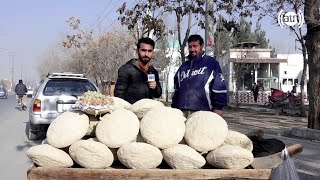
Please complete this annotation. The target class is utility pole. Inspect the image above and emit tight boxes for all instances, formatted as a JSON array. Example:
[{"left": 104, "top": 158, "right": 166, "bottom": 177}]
[
  {"left": 21, "top": 64, "right": 23, "bottom": 80},
  {"left": 205, "top": 0, "right": 214, "bottom": 56},
  {"left": 25, "top": 72, "right": 27, "bottom": 85},
  {"left": 10, "top": 54, "right": 15, "bottom": 91}
]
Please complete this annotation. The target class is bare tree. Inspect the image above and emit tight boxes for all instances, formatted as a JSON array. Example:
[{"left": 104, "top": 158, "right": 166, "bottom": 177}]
[
  {"left": 164, "top": 44, "right": 181, "bottom": 102},
  {"left": 62, "top": 16, "right": 98, "bottom": 83},
  {"left": 1, "top": 79, "right": 11, "bottom": 92},
  {"left": 152, "top": 34, "right": 180, "bottom": 102},
  {"left": 117, "top": 1, "right": 167, "bottom": 42},
  {"left": 118, "top": 0, "right": 265, "bottom": 64},
  {"left": 37, "top": 44, "right": 69, "bottom": 78},
  {"left": 96, "top": 30, "right": 136, "bottom": 82}
]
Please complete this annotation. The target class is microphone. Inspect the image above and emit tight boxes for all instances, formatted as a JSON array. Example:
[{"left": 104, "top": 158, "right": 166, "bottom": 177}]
[{"left": 147, "top": 66, "right": 155, "bottom": 82}]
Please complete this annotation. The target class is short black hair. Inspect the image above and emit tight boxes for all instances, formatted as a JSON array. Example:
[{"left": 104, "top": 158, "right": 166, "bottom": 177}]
[
  {"left": 188, "top": 34, "right": 204, "bottom": 46},
  {"left": 137, "top": 37, "right": 155, "bottom": 50}
]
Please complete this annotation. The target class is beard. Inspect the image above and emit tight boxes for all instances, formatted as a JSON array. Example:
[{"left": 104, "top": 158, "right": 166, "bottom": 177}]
[{"left": 138, "top": 54, "right": 151, "bottom": 64}]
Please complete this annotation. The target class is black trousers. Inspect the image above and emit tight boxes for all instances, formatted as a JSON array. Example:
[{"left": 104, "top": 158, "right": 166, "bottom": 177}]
[{"left": 253, "top": 94, "right": 258, "bottom": 102}]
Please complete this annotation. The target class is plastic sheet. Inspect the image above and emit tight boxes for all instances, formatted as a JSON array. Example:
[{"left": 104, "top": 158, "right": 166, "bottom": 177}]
[{"left": 269, "top": 147, "right": 300, "bottom": 180}]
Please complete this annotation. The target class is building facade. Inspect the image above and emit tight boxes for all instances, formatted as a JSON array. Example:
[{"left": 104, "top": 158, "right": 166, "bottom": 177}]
[
  {"left": 219, "top": 44, "right": 308, "bottom": 103},
  {"left": 219, "top": 43, "right": 287, "bottom": 103},
  {"left": 277, "top": 54, "right": 309, "bottom": 93}
]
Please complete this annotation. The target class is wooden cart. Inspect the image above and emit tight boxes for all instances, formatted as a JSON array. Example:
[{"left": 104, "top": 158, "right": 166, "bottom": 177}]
[
  {"left": 27, "top": 144, "right": 303, "bottom": 180},
  {"left": 28, "top": 167, "right": 272, "bottom": 180}
]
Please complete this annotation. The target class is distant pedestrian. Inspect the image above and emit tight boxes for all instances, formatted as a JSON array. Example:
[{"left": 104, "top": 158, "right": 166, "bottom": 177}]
[
  {"left": 291, "top": 83, "right": 297, "bottom": 96},
  {"left": 258, "top": 81, "right": 264, "bottom": 91},
  {"left": 251, "top": 82, "right": 259, "bottom": 103}
]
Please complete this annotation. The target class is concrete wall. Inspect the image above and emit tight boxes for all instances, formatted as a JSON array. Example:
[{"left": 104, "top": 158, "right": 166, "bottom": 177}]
[
  {"left": 277, "top": 54, "right": 308, "bottom": 93},
  {"left": 229, "top": 49, "right": 272, "bottom": 58},
  {"left": 233, "top": 91, "right": 271, "bottom": 103}
]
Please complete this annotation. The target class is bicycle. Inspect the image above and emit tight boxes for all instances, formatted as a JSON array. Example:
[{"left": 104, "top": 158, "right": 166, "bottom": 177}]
[{"left": 17, "top": 95, "right": 27, "bottom": 110}]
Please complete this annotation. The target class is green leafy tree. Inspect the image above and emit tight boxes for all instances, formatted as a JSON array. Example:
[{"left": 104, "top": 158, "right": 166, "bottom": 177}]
[
  {"left": 233, "top": 17, "right": 255, "bottom": 46},
  {"left": 214, "top": 15, "right": 232, "bottom": 57},
  {"left": 214, "top": 17, "right": 270, "bottom": 57},
  {"left": 254, "top": 21, "right": 269, "bottom": 48}
]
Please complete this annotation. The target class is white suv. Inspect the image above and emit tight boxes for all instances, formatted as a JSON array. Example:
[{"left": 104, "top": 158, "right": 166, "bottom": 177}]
[{"left": 27, "top": 72, "right": 99, "bottom": 140}]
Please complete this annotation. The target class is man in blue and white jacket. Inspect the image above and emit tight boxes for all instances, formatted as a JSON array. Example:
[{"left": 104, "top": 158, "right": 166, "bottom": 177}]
[{"left": 171, "top": 34, "right": 227, "bottom": 117}]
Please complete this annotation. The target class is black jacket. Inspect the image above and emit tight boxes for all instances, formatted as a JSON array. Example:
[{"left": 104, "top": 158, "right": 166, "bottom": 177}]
[
  {"left": 15, "top": 83, "right": 27, "bottom": 96},
  {"left": 251, "top": 85, "right": 259, "bottom": 95},
  {"left": 114, "top": 59, "right": 162, "bottom": 104}
]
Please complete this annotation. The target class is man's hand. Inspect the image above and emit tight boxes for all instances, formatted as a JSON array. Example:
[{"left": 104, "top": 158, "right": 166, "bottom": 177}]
[
  {"left": 148, "top": 81, "right": 157, "bottom": 89},
  {"left": 213, "top": 109, "right": 224, "bottom": 116}
]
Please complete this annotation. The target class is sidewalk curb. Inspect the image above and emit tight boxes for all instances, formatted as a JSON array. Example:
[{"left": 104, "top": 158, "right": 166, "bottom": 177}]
[
  {"left": 229, "top": 104, "right": 320, "bottom": 142},
  {"left": 292, "top": 127, "right": 320, "bottom": 141}
]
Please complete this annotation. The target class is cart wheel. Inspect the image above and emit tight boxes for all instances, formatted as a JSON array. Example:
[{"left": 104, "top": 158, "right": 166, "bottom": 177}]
[{"left": 264, "top": 102, "right": 272, "bottom": 108}]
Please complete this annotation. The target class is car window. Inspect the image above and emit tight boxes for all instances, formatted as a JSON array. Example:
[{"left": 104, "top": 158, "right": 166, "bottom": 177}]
[{"left": 43, "top": 79, "right": 97, "bottom": 96}]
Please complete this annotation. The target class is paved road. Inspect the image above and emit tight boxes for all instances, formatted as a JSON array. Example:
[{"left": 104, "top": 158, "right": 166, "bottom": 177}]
[{"left": 0, "top": 95, "right": 41, "bottom": 180}]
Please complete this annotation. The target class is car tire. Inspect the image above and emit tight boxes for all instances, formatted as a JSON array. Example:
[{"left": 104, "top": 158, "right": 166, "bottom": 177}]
[
  {"left": 28, "top": 128, "right": 39, "bottom": 140},
  {"left": 27, "top": 122, "right": 39, "bottom": 140}
]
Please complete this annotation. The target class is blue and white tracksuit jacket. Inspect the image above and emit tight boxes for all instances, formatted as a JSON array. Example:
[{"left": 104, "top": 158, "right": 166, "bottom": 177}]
[{"left": 171, "top": 53, "right": 228, "bottom": 111}]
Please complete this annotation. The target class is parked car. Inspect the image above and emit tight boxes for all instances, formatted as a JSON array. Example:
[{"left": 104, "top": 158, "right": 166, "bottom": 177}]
[
  {"left": 0, "top": 88, "right": 8, "bottom": 99},
  {"left": 27, "top": 88, "right": 34, "bottom": 98},
  {"left": 27, "top": 72, "right": 99, "bottom": 140}
]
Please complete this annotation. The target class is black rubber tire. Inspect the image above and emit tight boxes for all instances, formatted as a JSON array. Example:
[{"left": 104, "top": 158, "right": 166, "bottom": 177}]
[
  {"left": 27, "top": 122, "right": 39, "bottom": 140},
  {"left": 28, "top": 129, "right": 39, "bottom": 140}
]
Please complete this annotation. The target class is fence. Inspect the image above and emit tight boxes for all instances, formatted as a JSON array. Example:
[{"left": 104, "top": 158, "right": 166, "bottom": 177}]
[{"left": 232, "top": 91, "right": 271, "bottom": 103}]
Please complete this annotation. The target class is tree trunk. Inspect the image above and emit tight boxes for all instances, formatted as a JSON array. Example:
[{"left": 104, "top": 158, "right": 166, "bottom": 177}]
[
  {"left": 176, "top": 5, "right": 192, "bottom": 64},
  {"left": 235, "top": 83, "right": 239, "bottom": 107},
  {"left": 176, "top": 13, "right": 187, "bottom": 64},
  {"left": 299, "top": 43, "right": 307, "bottom": 117},
  {"left": 305, "top": 0, "right": 320, "bottom": 129},
  {"left": 165, "top": 71, "right": 169, "bottom": 102},
  {"left": 94, "top": 76, "right": 99, "bottom": 87},
  {"left": 235, "top": 64, "right": 240, "bottom": 108}
]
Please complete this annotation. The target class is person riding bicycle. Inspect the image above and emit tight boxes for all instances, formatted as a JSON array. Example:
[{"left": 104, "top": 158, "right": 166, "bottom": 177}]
[{"left": 15, "top": 79, "right": 28, "bottom": 109}]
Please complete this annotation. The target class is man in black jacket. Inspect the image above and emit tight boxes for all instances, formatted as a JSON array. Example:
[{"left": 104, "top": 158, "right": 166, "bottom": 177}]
[
  {"left": 15, "top": 79, "right": 28, "bottom": 109},
  {"left": 251, "top": 82, "right": 259, "bottom": 103},
  {"left": 114, "top": 37, "right": 162, "bottom": 104}
]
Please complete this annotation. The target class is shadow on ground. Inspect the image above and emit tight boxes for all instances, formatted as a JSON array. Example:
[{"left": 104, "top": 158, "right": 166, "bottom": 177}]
[{"left": 16, "top": 121, "right": 43, "bottom": 152}]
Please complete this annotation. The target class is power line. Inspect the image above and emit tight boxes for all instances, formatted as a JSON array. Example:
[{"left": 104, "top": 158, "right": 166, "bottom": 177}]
[
  {"left": 98, "top": 0, "right": 123, "bottom": 27},
  {"left": 96, "top": 0, "right": 113, "bottom": 21},
  {"left": 102, "top": 18, "right": 118, "bottom": 33},
  {"left": 90, "top": 0, "right": 114, "bottom": 30},
  {"left": 102, "top": 0, "right": 136, "bottom": 33}
]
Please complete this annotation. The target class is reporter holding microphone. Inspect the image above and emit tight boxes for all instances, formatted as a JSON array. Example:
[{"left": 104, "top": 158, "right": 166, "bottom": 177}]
[{"left": 114, "top": 37, "right": 162, "bottom": 104}]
